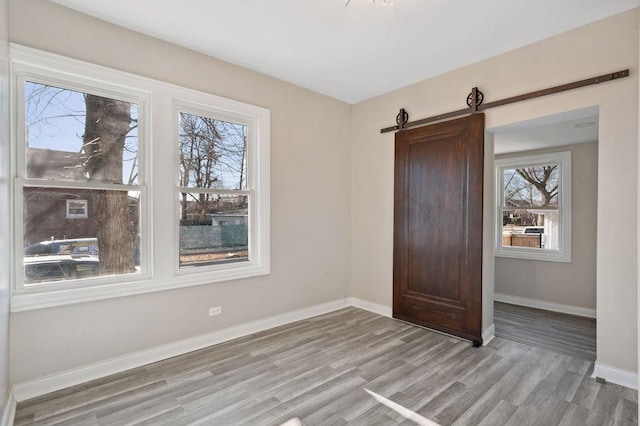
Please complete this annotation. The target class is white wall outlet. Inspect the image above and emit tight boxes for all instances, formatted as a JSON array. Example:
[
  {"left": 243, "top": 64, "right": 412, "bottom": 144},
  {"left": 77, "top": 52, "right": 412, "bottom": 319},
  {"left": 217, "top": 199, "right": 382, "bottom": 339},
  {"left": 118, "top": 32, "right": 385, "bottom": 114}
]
[{"left": 209, "top": 306, "right": 222, "bottom": 316}]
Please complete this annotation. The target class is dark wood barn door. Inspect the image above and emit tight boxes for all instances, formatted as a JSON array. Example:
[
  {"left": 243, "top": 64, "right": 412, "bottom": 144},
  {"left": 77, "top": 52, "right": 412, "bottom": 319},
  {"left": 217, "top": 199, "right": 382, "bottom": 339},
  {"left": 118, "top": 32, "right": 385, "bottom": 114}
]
[{"left": 393, "top": 114, "right": 484, "bottom": 345}]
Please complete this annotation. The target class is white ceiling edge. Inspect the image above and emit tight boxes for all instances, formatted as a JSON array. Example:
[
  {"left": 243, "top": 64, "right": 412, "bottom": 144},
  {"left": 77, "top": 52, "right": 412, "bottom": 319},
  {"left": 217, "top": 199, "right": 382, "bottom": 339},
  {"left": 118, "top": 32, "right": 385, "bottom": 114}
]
[
  {"left": 48, "top": 0, "right": 640, "bottom": 104},
  {"left": 492, "top": 107, "right": 599, "bottom": 155}
]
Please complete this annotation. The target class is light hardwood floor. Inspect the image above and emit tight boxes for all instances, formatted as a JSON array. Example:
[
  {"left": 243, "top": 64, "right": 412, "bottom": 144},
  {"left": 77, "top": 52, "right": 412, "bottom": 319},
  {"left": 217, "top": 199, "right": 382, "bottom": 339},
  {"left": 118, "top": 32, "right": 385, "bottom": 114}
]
[
  {"left": 14, "top": 308, "right": 637, "bottom": 425},
  {"left": 494, "top": 302, "right": 596, "bottom": 361}
]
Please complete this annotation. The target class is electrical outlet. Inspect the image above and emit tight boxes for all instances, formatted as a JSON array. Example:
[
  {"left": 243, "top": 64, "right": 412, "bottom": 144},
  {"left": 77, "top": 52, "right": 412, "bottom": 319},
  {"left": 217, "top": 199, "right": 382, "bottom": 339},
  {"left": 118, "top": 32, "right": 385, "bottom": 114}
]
[{"left": 209, "top": 306, "right": 222, "bottom": 316}]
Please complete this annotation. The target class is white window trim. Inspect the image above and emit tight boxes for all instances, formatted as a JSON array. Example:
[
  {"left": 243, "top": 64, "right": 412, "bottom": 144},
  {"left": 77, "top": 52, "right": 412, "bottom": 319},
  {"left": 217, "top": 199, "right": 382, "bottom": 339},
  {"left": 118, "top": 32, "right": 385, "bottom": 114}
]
[
  {"left": 172, "top": 97, "right": 270, "bottom": 282},
  {"left": 495, "top": 151, "right": 571, "bottom": 263},
  {"left": 65, "top": 199, "right": 88, "bottom": 219},
  {"left": 10, "top": 44, "right": 270, "bottom": 312},
  {"left": 12, "top": 49, "right": 152, "bottom": 297}
]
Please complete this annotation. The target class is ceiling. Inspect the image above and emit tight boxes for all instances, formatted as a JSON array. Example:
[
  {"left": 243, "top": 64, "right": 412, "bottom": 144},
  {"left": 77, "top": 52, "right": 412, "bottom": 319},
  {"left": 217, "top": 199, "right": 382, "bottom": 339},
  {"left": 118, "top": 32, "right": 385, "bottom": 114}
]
[
  {"left": 50, "top": 0, "right": 640, "bottom": 104},
  {"left": 493, "top": 107, "right": 599, "bottom": 154}
]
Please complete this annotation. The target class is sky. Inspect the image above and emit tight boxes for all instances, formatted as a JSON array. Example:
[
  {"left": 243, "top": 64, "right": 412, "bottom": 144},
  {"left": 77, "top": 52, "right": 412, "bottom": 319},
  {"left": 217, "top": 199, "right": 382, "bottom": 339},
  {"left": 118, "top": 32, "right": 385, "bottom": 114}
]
[{"left": 25, "top": 81, "right": 139, "bottom": 184}]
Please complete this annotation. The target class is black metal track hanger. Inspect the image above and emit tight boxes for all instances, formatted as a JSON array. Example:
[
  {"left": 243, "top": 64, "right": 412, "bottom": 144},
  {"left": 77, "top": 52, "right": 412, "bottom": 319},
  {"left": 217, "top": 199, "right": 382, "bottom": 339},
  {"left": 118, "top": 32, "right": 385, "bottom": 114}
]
[{"left": 381, "top": 69, "right": 629, "bottom": 134}]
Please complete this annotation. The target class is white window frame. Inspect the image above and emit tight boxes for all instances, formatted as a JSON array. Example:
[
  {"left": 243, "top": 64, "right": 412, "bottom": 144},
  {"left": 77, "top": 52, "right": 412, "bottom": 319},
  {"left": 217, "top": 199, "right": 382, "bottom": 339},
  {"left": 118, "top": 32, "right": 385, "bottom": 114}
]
[
  {"left": 65, "top": 199, "right": 88, "bottom": 219},
  {"left": 10, "top": 44, "right": 270, "bottom": 312},
  {"left": 495, "top": 151, "right": 571, "bottom": 263},
  {"left": 173, "top": 97, "right": 270, "bottom": 282},
  {"left": 12, "top": 49, "right": 151, "bottom": 297}
]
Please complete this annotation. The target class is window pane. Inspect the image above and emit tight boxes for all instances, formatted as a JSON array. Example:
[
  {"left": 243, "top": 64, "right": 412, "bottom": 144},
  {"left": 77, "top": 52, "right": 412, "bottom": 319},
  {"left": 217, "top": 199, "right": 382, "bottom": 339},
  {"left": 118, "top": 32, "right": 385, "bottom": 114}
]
[
  {"left": 179, "top": 193, "right": 248, "bottom": 268},
  {"left": 23, "top": 187, "right": 141, "bottom": 284},
  {"left": 503, "top": 165, "right": 558, "bottom": 208},
  {"left": 25, "top": 81, "right": 139, "bottom": 184},
  {"left": 502, "top": 209, "right": 559, "bottom": 250},
  {"left": 178, "top": 112, "right": 247, "bottom": 190}
]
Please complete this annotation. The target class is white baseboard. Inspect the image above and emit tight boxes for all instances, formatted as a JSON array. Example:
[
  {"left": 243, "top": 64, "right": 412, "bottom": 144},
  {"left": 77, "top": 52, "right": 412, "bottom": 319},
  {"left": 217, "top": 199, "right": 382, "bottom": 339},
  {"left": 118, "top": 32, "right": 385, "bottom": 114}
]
[
  {"left": 482, "top": 324, "right": 495, "bottom": 346},
  {"left": 1, "top": 389, "right": 15, "bottom": 426},
  {"left": 494, "top": 293, "right": 596, "bottom": 318},
  {"left": 12, "top": 298, "right": 351, "bottom": 402},
  {"left": 349, "top": 297, "right": 392, "bottom": 318},
  {"left": 592, "top": 362, "right": 638, "bottom": 390}
]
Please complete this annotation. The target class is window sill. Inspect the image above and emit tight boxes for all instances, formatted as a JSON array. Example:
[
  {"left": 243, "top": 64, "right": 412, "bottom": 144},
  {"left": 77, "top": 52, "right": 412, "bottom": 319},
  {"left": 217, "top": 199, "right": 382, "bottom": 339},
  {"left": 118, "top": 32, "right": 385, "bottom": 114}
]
[
  {"left": 11, "top": 263, "right": 270, "bottom": 312},
  {"left": 495, "top": 248, "right": 571, "bottom": 263}
]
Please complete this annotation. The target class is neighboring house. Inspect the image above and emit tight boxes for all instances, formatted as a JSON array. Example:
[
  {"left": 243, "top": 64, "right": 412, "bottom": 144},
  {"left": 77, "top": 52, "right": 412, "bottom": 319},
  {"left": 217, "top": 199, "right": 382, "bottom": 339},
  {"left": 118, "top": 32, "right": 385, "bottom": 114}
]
[
  {"left": 26, "top": 147, "right": 87, "bottom": 181},
  {"left": 181, "top": 197, "right": 248, "bottom": 226},
  {"left": 23, "top": 187, "right": 98, "bottom": 245},
  {"left": 207, "top": 213, "right": 248, "bottom": 228},
  {"left": 24, "top": 148, "right": 97, "bottom": 244},
  {"left": 23, "top": 148, "right": 139, "bottom": 246}
]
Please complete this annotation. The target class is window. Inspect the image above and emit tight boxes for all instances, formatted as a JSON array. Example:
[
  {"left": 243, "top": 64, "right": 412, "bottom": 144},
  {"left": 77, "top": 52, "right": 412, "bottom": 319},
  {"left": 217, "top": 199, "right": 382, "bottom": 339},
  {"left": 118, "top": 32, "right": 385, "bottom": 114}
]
[
  {"left": 11, "top": 45, "right": 269, "bottom": 311},
  {"left": 175, "top": 101, "right": 269, "bottom": 279},
  {"left": 495, "top": 151, "right": 571, "bottom": 262},
  {"left": 18, "top": 80, "right": 143, "bottom": 287},
  {"left": 178, "top": 112, "right": 248, "bottom": 267},
  {"left": 65, "top": 199, "right": 88, "bottom": 219}
]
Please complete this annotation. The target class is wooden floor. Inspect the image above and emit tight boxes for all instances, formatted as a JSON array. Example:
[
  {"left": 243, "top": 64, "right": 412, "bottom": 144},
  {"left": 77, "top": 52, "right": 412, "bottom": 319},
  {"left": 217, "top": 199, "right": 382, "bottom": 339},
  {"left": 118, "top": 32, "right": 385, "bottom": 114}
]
[
  {"left": 15, "top": 308, "right": 637, "bottom": 426},
  {"left": 494, "top": 302, "right": 597, "bottom": 361}
]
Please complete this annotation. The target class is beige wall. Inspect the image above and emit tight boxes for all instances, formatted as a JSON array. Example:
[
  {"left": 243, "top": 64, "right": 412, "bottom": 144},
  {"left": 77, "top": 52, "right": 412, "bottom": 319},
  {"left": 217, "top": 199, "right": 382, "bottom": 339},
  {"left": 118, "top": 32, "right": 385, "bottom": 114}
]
[
  {"left": 8, "top": 0, "right": 352, "bottom": 384},
  {"left": 637, "top": 7, "right": 640, "bottom": 403},
  {"left": 494, "top": 142, "right": 598, "bottom": 310},
  {"left": 0, "top": 0, "right": 9, "bottom": 412},
  {"left": 351, "top": 11, "right": 638, "bottom": 372}
]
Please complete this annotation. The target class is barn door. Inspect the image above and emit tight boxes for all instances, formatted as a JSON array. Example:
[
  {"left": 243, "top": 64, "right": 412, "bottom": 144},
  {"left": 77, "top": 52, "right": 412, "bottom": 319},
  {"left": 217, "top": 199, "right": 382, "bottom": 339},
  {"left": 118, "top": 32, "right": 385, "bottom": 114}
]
[{"left": 393, "top": 114, "right": 484, "bottom": 345}]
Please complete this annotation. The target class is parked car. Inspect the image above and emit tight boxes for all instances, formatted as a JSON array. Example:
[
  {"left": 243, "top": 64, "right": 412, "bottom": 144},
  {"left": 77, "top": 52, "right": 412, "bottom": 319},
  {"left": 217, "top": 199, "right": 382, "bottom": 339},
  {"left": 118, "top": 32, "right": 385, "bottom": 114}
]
[
  {"left": 24, "top": 255, "right": 99, "bottom": 283},
  {"left": 25, "top": 238, "right": 99, "bottom": 256}
]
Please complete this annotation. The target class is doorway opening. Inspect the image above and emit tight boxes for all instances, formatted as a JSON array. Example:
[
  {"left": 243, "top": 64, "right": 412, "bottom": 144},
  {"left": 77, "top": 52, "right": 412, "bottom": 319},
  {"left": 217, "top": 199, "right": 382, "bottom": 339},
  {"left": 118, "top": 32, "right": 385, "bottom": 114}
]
[{"left": 489, "top": 107, "right": 598, "bottom": 361}]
